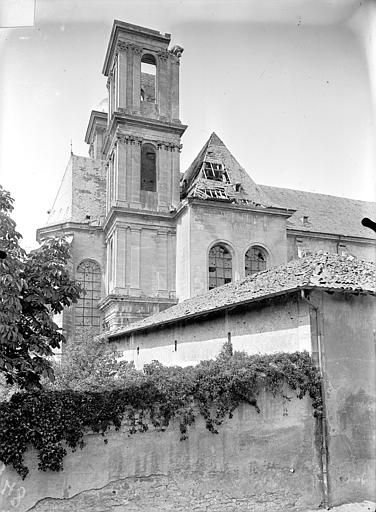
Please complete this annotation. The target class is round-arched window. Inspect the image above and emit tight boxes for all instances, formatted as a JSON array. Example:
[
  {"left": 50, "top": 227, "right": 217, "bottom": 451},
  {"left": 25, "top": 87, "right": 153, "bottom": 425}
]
[
  {"left": 75, "top": 260, "right": 101, "bottom": 329},
  {"left": 245, "top": 246, "right": 268, "bottom": 276},
  {"left": 208, "top": 244, "right": 232, "bottom": 290}
]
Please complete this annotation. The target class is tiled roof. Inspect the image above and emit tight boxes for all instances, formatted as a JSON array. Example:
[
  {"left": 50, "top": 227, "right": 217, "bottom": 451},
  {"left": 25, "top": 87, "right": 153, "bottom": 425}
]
[
  {"left": 181, "top": 133, "right": 279, "bottom": 208},
  {"left": 109, "top": 252, "right": 376, "bottom": 338},
  {"left": 260, "top": 185, "right": 376, "bottom": 239},
  {"left": 181, "top": 134, "right": 376, "bottom": 240}
]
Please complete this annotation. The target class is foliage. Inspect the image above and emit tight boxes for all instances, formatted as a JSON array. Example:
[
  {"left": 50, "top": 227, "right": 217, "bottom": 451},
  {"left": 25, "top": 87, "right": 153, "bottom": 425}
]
[
  {"left": 0, "top": 374, "right": 18, "bottom": 402},
  {"left": 0, "top": 345, "right": 322, "bottom": 478},
  {"left": 0, "top": 185, "right": 81, "bottom": 389},
  {"left": 47, "top": 336, "right": 145, "bottom": 392}
]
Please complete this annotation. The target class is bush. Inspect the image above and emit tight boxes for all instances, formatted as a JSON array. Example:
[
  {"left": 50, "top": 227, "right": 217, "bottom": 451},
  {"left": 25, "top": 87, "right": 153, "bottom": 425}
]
[{"left": 0, "top": 345, "right": 322, "bottom": 479}]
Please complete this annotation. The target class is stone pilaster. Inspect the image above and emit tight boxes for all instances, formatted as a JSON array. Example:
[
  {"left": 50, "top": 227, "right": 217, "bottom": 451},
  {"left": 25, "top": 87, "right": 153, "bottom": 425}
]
[
  {"left": 116, "top": 138, "right": 127, "bottom": 205},
  {"left": 132, "top": 45, "right": 143, "bottom": 114},
  {"left": 125, "top": 226, "right": 132, "bottom": 290},
  {"left": 157, "top": 51, "right": 169, "bottom": 118},
  {"left": 157, "top": 142, "right": 168, "bottom": 210},
  {"left": 117, "top": 47, "right": 127, "bottom": 109},
  {"left": 167, "top": 229, "right": 176, "bottom": 296},
  {"left": 170, "top": 55, "right": 180, "bottom": 121},
  {"left": 106, "top": 239, "right": 111, "bottom": 293},
  {"left": 130, "top": 227, "right": 141, "bottom": 293},
  {"left": 105, "top": 162, "right": 110, "bottom": 214},
  {"left": 157, "top": 229, "right": 168, "bottom": 294},
  {"left": 130, "top": 137, "right": 142, "bottom": 208},
  {"left": 125, "top": 45, "right": 134, "bottom": 112},
  {"left": 108, "top": 155, "right": 115, "bottom": 209},
  {"left": 171, "top": 144, "right": 182, "bottom": 207},
  {"left": 114, "top": 227, "right": 126, "bottom": 291}
]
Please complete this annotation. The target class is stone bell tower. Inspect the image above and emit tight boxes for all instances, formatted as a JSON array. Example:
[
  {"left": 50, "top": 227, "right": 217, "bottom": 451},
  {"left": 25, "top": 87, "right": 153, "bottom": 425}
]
[{"left": 99, "top": 20, "right": 187, "bottom": 330}]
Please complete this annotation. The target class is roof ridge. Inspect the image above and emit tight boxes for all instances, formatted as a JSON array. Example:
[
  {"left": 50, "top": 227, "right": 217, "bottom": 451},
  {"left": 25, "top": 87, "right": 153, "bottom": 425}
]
[{"left": 260, "top": 184, "right": 376, "bottom": 205}]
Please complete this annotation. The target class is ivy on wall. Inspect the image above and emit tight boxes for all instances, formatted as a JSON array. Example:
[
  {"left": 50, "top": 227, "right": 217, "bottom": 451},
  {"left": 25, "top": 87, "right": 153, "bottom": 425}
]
[{"left": 0, "top": 347, "right": 322, "bottom": 479}]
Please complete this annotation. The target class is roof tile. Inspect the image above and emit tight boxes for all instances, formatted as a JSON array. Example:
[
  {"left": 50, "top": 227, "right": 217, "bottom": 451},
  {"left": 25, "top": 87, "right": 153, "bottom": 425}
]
[
  {"left": 109, "top": 252, "right": 375, "bottom": 338},
  {"left": 260, "top": 185, "right": 376, "bottom": 239}
]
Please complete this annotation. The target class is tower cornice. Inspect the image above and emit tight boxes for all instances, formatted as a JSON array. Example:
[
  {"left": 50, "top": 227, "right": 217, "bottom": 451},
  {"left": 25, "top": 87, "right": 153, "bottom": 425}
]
[
  {"left": 103, "top": 112, "right": 187, "bottom": 156},
  {"left": 85, "top": 110, "right": 108, "bottom": 145},
  {"left": 103, "top": 20, "right": 171, "bottom": 76}
]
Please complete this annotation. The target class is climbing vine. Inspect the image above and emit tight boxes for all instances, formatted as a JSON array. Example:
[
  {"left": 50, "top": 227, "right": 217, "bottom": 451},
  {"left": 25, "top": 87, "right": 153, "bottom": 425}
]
[{"left": 0, "top": 347, "right": 322, "bottom": 479}]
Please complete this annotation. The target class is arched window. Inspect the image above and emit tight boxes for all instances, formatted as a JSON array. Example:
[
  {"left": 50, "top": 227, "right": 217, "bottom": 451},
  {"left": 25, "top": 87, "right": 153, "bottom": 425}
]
[
  {"left": 141, "top": 143, "right": 156, "bottom": 192},
  {"left": 141, "top": 54, "right": 156, "bottom": 102},
  {"left": 208, "top": 244, "right": 232, "bottom": 290},
  {"left": 245, "top": 246, "right": 267, "bottom": 276},
  {"left": 75, "top": 260, "right": 101, "bottom": 329}
]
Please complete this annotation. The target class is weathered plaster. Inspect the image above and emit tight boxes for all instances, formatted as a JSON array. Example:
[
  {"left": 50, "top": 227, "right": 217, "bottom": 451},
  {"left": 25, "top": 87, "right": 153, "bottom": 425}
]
[
  {"left": 115, "top": 294, "right": 311, "bottom": 369},
  {"left": 0, "top": 395, "right": 320, "bottom": 512},
  {"left": 311, "top": 291, "right": 376, "bottom": 506}
]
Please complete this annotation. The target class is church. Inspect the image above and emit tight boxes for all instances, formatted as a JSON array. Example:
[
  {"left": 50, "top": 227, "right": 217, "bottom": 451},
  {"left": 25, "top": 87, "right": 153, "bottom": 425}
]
[{"left": 37, "top": 20, "right": 376, "bottom": 342}]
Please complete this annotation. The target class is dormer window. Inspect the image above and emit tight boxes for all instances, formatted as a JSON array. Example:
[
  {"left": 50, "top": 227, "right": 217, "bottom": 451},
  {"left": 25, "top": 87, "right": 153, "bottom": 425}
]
[{"left": 202, "top": 162, "right": 230, "bottom": 183}]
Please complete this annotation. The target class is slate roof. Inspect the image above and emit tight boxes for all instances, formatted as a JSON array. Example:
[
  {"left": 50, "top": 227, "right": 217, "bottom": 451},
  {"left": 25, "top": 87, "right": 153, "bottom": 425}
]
[
  {"left": 181, "top": 133, "right": 280, "bottom": 208},
  {"left": 108, "top": 252, "right": 376, "bottom": 338},
  {"left": 260, "top": 185, "right": 376, "bottom": 240},
  {"left": 181, "top": 134, "right": 376, "bottom": 240}
]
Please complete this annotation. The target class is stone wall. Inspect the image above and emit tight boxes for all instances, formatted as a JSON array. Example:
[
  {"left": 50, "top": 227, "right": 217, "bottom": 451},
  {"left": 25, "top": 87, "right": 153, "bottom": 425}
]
[
  {"left": 0, "top": 395, "right": 321, "bottom": 512},
  {"left": 176, "top": 202, "right": 289, "bottom": 300},
  {"left": 286, "top": 234, "right": 376, "bottom": 264}
]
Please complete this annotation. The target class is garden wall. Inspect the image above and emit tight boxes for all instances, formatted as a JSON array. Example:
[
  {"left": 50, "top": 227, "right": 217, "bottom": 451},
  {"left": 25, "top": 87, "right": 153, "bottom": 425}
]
[{"left": 0, "top": 393, "right": 321, "bottom": 512}]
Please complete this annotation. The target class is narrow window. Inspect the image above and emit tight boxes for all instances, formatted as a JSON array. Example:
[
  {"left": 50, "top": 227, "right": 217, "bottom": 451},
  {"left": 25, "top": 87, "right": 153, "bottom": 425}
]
[
  {"left": 174, "top": 340, "right": 177, "bottom": 352},
  {"left": 141, "top": 143, "right": 156, "bottom": 192},
  {"left": 137, "top": 346, "right": 140, "bottom": 355},
  {"left": 141, "top": 54, "right": 156, "bottom": 102},
  {"left": 75, "top": 260, "right": 101, "bottom": 330},
  {"left": 208, "top": 244, "right": 232, "bottom": 290},
  {"left": 245, "top": 246, "right": 267, "bottom": 276}
]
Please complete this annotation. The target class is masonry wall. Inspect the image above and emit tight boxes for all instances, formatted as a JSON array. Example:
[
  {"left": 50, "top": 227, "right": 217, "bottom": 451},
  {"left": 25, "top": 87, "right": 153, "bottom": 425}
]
[
  {"left": 71, "top": 156, "right": 106, "bottom": 224},
  {"left": 114, "top": 294, "right": 311, "bottom": 369},
  {"left": 311, "top": 291, "right": 376, "bottom": 506},
  {"left": 286, "top": 233, "right": 376, "bottom": 263},
  {"left": 0, "top": 396, "right": 321, "bottom": 512},
  {"left": 176, "top": 202, "right": 289, "bottom": 300},
  {"left": 175, "top": 206, "right": 191, "bottom": 300}
]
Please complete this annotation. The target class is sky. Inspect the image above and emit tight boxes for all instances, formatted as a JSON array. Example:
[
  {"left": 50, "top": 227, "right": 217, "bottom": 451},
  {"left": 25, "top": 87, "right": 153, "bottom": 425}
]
[{"left": 0, "top": 0, "right": 375, "bottom": 250}]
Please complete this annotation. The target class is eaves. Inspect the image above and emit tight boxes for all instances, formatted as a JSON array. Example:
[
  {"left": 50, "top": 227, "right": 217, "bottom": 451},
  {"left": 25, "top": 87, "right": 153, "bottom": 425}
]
[
  {"left": 108, "top": 286, "right": 376, "bottom": 341},
  {"left": 36, "top": 221, "right": 103, "bottom": 243},
  {"left": 181, "top": 197, "right": 295, "bottom": 218},
  {"left": 103, "top": 206, "right": 176, "bottom": 233},
  {"left": 287, "top": 228, "right": 376, "bottom": 245}
]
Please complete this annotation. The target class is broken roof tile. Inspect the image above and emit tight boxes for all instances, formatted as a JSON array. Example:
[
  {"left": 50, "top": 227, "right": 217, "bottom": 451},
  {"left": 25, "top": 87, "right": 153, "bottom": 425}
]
[
  {"left": 181, "top": 132, "right": 279, "bottom": 208},
  {"left": 109, "top": 252, "right": 376, "bottom": 338}
]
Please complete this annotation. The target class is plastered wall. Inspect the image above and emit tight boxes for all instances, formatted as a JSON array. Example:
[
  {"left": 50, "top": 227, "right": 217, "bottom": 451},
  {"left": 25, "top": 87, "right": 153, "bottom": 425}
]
[
  {"left": 115, "top": 294, "right": 311, "bottom": 369},
  {"left": 313, "top": 291, "right": 376, "bottom": 505},
  {"left": 0, "top": 395, "right": 321, "bottom": 512}
]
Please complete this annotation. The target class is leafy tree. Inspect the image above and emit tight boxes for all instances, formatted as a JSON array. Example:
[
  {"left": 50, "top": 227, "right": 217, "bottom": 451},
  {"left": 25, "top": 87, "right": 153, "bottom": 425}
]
[
  {"left": 49, "top": 336, "right": 145, "bottom": 392},
  {"left": 0, "top": 185, "right": 81, "bottom": 389}
]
